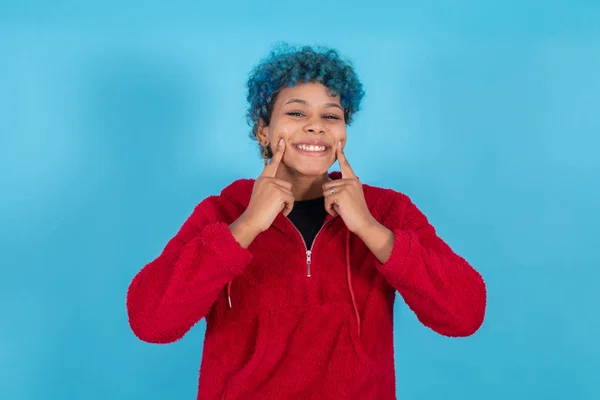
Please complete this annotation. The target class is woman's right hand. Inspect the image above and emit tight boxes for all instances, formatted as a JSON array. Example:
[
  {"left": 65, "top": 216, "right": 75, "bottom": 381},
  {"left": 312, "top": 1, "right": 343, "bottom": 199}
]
[{"left": 237, "top": 138, "right": 294, "bottom": 235}]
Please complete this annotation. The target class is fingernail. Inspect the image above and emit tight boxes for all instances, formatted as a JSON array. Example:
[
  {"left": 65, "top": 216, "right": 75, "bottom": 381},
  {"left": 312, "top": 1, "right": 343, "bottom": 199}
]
[
  {"left": 279, "top": 138, "right": 284, "bottom": 146},
  {"left": 338, "top": 141, "right": 342, "bottom": 148}
]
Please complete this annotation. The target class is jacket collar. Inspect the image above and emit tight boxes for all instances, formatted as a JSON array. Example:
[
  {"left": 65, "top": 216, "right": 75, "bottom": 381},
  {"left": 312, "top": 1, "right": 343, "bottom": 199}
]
[{"left": 220, "top": 171, "right": 346, "bottom": 234}]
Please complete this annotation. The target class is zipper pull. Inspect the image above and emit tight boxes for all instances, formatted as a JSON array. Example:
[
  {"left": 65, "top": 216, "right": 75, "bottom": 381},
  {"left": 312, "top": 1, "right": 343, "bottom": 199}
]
[{"left": 306, "top": 250, "right": 312, "bottom": 277}]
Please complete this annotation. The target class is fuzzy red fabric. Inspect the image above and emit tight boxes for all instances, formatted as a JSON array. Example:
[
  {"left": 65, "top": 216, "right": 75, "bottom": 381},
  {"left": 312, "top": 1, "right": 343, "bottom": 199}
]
[{"left": 126, "top": 171, "right": 486, "bottom": 399}]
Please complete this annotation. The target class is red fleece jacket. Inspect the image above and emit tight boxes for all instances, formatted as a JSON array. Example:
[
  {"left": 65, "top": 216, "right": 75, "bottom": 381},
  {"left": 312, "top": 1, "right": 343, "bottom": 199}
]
[{"left": 126, "top": 171, "right": 487, "bottom": 399}]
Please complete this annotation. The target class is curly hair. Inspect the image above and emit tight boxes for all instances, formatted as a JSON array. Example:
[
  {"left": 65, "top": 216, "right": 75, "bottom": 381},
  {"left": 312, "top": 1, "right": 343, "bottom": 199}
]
[{"left": 245, "top": 43, "right": 365, "bottom": 159}]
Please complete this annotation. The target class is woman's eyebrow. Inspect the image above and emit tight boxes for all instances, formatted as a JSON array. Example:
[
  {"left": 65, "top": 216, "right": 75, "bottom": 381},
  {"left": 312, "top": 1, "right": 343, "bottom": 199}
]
[{"left": 284, "top": 98, "right": 343, "bottom": 111}]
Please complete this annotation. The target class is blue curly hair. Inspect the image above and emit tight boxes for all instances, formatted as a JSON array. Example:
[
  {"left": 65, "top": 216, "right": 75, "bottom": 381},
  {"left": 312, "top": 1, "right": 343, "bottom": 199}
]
[{"left": 246, "top": 43, "right": 365, "bottom": 159}]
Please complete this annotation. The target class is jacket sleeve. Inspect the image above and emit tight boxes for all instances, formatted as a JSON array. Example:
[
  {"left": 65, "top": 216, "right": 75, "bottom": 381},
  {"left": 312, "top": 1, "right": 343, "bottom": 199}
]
[
  {"left": 126, "top": 197, "right": 253, "bottom": 344},
  {"left": 374, "top": 194, "right": 487, "bottom": 337}
]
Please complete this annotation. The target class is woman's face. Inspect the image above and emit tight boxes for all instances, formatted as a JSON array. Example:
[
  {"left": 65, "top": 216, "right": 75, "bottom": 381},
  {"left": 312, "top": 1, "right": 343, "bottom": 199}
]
[{"left": 257, "top": 81, "right": 347, "bottom": 177}]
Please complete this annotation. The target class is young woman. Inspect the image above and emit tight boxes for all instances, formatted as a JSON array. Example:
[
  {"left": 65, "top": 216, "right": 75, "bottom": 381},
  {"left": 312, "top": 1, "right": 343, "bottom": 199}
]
[{"left": 126, "top": 44, "right": 487, "bottom": 399}]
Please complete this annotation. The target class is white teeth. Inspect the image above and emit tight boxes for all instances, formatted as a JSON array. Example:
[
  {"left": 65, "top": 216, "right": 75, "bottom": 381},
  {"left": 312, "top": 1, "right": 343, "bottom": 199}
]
[{"left": 296, "top": 144, "right": 327, "bottom": 152}]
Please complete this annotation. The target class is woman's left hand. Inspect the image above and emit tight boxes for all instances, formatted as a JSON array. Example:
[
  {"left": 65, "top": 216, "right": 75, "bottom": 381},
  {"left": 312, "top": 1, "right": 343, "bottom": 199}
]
[{"left": 322, "top": 142, "right": 376, "bottom": 234}]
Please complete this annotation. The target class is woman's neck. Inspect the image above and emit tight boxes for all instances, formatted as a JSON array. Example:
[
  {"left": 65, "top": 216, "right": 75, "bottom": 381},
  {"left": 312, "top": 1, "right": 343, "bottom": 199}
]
[{"left": 276, "top": 168, "right": 331, "bottom": 201}]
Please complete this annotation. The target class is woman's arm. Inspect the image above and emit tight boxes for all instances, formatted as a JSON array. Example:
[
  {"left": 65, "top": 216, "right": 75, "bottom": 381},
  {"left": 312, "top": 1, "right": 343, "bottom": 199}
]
[
  {"left": 126, "top": 198, "right": 254, "bottom": 344},
  {"left": 356, "top": 194, "right": 487, "bottom": 337}
]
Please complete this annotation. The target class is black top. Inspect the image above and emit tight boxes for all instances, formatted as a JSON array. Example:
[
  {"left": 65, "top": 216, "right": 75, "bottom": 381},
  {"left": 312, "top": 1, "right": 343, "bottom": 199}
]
[{"left": 287, "top": 196, "right": 328, "bottom": 250}]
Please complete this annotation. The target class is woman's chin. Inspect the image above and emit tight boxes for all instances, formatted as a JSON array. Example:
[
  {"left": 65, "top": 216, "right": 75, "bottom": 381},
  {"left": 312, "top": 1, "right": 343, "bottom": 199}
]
[{"left": 291, "top": 164, "right": 331, "bottom": 177}]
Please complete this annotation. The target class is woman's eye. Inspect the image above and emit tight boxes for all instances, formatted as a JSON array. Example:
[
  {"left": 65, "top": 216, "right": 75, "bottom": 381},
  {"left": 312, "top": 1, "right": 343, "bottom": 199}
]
[{"left": 286, "top": 112, "right": 340, "bottom": 120}]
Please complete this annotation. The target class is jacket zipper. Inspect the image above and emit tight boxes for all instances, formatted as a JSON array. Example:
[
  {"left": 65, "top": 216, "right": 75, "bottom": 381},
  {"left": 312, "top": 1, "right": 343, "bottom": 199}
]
[
  {"left": 228, "top": 216, "right": 336, "bottom": 309},
  {"left": 286, "top": 216, "right": 337, "bottom": 277}
]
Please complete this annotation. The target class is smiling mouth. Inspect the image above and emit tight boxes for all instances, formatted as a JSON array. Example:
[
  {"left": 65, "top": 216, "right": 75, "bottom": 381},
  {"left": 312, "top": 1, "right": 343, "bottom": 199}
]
[{"left": 294, "top": 144, "right": 329, "bottom": 153}]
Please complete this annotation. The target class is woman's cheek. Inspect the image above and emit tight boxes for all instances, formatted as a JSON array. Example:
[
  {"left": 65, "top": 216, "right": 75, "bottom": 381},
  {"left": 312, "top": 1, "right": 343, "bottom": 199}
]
[
  {"left": 276, "top": 130, "right": 294, "bottom": 145},
  {"left": 336, "top": 132, "right": 347, "bottom": 147}
]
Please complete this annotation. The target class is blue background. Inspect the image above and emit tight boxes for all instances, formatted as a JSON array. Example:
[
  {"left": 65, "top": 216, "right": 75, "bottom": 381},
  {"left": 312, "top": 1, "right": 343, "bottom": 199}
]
[{"left": 1, "top": 1, "right": 599, "bottom": 399}]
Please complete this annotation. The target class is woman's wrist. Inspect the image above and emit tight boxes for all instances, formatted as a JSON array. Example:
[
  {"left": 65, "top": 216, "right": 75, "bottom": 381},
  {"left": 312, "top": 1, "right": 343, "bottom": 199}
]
[{"left": 229, "top": 215, "right": 260, "bottom": 249}]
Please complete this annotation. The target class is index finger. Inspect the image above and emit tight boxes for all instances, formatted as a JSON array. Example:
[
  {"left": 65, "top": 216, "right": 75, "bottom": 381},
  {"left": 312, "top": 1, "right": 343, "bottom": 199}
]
[
  {"left": 262, "top": 138, "right": 285, "bottom": 178},
  {"left": 336, "top": 141, "right": 356, "bottom": 179}
]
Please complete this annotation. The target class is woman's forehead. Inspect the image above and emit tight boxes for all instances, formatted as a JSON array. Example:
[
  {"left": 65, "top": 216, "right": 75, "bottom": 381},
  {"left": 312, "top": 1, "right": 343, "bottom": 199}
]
[{"left": 276, "top": 82, "right": 341, "bottom": 105}]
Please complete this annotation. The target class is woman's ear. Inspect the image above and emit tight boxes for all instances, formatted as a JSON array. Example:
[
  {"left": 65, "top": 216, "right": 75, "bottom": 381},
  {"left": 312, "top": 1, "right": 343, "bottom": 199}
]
[{"left": 256, "top": 119, "right": 270, "bottom": 146}]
